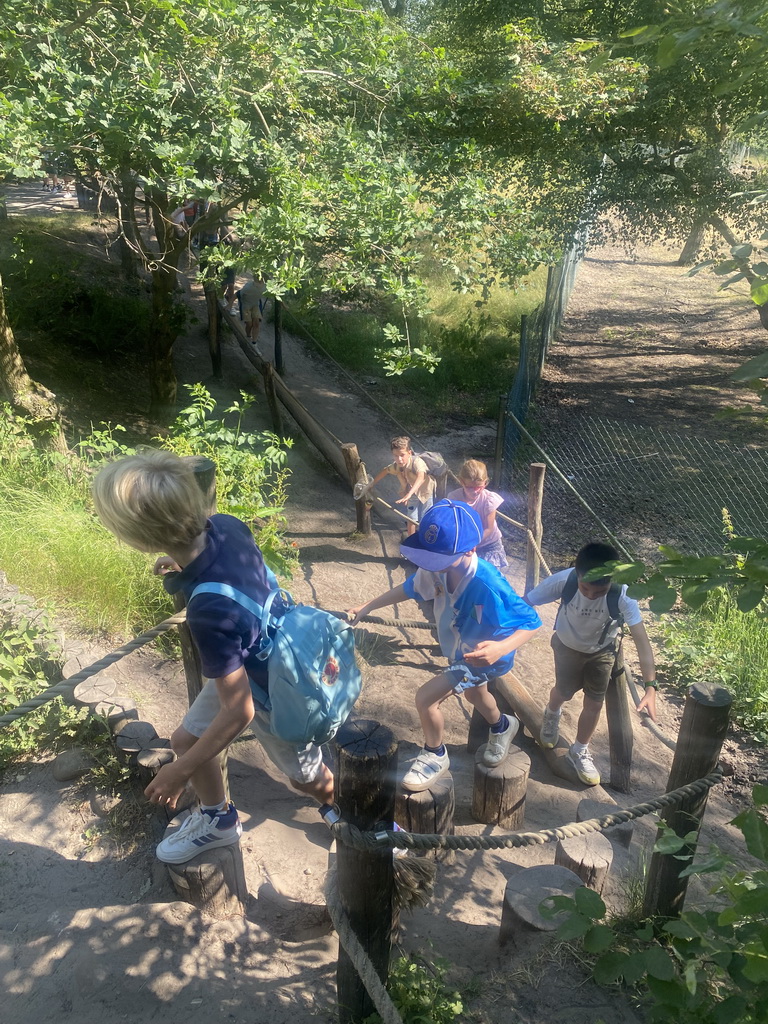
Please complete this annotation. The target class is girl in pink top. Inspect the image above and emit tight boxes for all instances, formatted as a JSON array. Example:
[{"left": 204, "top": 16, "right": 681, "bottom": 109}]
[{"left": 447, "top": 459, "right": 508, "bottom": 568}]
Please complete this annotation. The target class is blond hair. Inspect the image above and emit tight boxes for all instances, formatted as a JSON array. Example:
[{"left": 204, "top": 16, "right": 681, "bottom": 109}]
[
  {"left": 458, "top": 459, "right": 489, "bottom": 486},
  {"left": 92, "top": 451, "right": 208, "bottom": 552},
  {"left": 390, "top": 436, "right": 412, "bottom": 452}
]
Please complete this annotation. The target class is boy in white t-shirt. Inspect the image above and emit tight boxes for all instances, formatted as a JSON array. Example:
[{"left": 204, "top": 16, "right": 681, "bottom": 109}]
[{"left": 525, "top": 542, "right": 657, "bottom": 786}]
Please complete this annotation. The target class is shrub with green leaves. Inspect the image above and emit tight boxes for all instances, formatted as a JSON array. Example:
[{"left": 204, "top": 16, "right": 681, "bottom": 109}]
[
  {"left": 364, "top": 955, "right": 464, "bottom": 1024},
  {"left": 159, "top": 383, "right": 298, "bottom": 577},
  {"left": 0, "top": 612, "right": 90, "bottom": 769},
  {"left": 0, "top": 385, "right": 297, "bottom": 635},
  {"left": 545, "top": 788, "right": 768, "bottom": 1024}
]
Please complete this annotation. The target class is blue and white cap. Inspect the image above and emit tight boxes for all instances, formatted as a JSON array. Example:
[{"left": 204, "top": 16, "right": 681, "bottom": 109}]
[{"left": 400, "top": 499, "right": 483, "bottom": 571}]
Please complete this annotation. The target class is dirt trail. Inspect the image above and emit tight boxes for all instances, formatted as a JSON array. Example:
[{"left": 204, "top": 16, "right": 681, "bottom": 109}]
[{"left": 0, "top": 187, "right": 761, "bottom": 1024}]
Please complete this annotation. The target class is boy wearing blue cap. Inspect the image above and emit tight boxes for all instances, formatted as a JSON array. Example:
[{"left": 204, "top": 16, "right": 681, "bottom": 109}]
[{"left": 348, "top": 500, "right": 541, "bottom": 791}]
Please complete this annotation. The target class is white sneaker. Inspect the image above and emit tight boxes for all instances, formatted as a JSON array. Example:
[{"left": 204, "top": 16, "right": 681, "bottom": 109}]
[
  {"left": 402, "top": 748, "right": 450, "bottom": 792},
  {"left": 540, "top": 706, "right": 561, "bottom": 749},
  {"left": 483, "top": 716, "right": 520, "bottom": 766},
  {"left": 156, "top": 804, "right": 242, "bottom": 864},
  {"left": 566, "top": 745, "right": 601, "bottom": 786}
]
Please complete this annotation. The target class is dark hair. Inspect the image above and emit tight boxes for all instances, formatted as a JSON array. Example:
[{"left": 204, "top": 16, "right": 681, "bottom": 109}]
[{"left": 574, "top": 542, "right": 620, "bottom": 582}]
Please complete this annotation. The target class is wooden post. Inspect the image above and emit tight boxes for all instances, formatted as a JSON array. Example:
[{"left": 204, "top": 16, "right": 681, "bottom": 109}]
[
  {"left": 204, "top": 281, "right": 222, "bottom": 380},
  {"left": 274, "top": 297, "right": 284, "bottom": 375},
  {"left": 263, "top": 361, "right": 284, "bottom": 436},
  {"left": 494, "top": 394, "right": 506, "bottom": 487},
  {"left": 472, "top": 748, "right": 530, "bottom": 829},
  {"left": 335, "top": 719, "right": 397, "bottom": 1024},
  {"left": 341, "top": 442, "right": 372, "bottom": 536},
  {"left": 642, "top": 682, "right": 731, "bottom": 921},
  {"left": 395, "top": 774, "right": 455, "bottom": 864},
  {"left": 525, "top": 463, "right": 546, "bottom": 593},
  {"left": 604, "top": 643, "right": 634, "bottom": 793}
]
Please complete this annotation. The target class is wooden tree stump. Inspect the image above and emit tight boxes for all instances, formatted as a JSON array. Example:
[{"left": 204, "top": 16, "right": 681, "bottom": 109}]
[
  {"left": 71, "top": 676, "right": 118, "bottom": 708},
  {"left": 577, "top": 798, "right": 634, "bottom": 850},
  {"left": 100, "top": 698, "right": 138, "bottom": 731},
  {"left": 554, "top": 832, "right": 614, "bottom": 893},
  {"left": 499, "top": 865, "right": 583, "bottom": 947},
  {"left": 114, "top": 720, "right": 158, "bottom": 748},
  {"left": 395, "top": 772, "right": 455, "bottom": 863},
  {"left": 166, "top": 842, "right": 248, "bottom": 918},
  {"left": 136, "top": 746, "right": 176, "bottom": 787},
  {"left": 472, "top": 748, "right": 530, "bottom": 829}
]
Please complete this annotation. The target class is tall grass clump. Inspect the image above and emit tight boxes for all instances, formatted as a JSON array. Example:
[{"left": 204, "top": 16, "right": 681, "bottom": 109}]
[
  {"left": 287, "top": 262, "right": 548, "bottom": 427},
  {"left": 658, "top": 589, "right": 768, "bottom": 741},
  {"left": 0, "top": 416, "right": 166, "bottom": 635},
  {"left": 0, "top": 386, "right": 296, "bottom": 638}
]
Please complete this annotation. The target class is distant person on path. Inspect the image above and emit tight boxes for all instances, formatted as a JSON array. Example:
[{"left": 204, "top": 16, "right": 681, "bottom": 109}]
[
  {"left": 525, "top": 541, "right": 657, "bottom": 786},
  {"left": 347, "top": 500, "right": 541, "bottom": 791},
  {"left": 92, "top": 451, "right": 337, "bottom": 865},
  {"left": 236, "top": 273, "right": 266, "bottom": 349},
  {"left": 448, "top": 459, "right": 507, "bottom": 569},
  {"left": 370, "top": 436, "right": 436, "bottom": 537}
]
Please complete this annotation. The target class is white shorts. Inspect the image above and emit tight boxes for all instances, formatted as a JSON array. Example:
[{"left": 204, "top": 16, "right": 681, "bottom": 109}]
[{"left": 181, "top": 679, "right": 324, "bottom": 785}]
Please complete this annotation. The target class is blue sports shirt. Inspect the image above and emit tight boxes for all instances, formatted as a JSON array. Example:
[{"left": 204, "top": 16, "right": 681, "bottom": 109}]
[{"left": 402, "top": 555, "right": 542, "bottom": 676}]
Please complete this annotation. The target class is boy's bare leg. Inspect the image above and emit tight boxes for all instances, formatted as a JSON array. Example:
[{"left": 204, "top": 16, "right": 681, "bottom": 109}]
[
  {"left": 291, "top": 763, "right": 334, "bottom": 805},
  {"left": 464, "top": 683, "right": 503, "bottom": 725},
  {"left": 575, "top": 694, "right": 603, "bottom": 745},
  {"left": 171, "top": 725, "right": 226, "bottom": 806},
  {"left": 415, "top": 672, "right": 460, "bottom": 747}
]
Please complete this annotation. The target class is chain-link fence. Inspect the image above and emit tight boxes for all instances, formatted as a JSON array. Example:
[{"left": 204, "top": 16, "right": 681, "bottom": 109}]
[
  {"left": 506, "top": 416, "right": 768, "bottom": 566},
  {"left": 501, "top": 243, "right": 584, "bottom": 485}
]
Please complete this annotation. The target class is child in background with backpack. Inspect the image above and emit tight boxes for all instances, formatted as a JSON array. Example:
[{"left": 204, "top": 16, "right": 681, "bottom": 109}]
[
  {"left": 92, "top": 451, "right": 336, "bottom": 865},
  {"left": 370, "top": 436, "right": 436, "bottom": 537},
  {"left": 525, "top": 542, "right": 658, "bottom": 786},
  {"left": 348, "top": 500, "right": 541, "bottom": 792},
  {"left": 448, "top": 459, "right": 508, "bottom": 569}
]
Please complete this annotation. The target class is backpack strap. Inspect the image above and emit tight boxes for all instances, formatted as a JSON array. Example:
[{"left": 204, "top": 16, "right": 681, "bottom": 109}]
[
  {"left": 188, "top": 582, "right": 292, "bottom": 661},
  {"left": 556, "top": 570, "right": 625, "bottom": 647}
]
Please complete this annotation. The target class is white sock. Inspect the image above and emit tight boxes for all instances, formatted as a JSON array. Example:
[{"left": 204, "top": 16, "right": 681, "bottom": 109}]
[
  {"left": 571, "top": 742, "right": 588, "bottom": 754},
  {"left": 201, "top": 801, "right": 228, "bottom": 816}
]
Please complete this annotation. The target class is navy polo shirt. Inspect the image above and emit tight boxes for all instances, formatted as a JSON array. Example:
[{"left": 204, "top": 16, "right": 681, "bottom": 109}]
[{"left": 163, "top": 514, "right": 272, "bottom": 686}]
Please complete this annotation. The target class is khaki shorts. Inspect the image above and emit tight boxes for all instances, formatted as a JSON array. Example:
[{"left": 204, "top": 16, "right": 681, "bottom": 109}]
[
  {"left": 242, "top": 305, "right": 262, "bottom": 326},
  {"left": 182, "top": 679, "right": 324, "bottom": 784},
  {"left": 551, "top": 634, "right": 616, "bottom": 705}
]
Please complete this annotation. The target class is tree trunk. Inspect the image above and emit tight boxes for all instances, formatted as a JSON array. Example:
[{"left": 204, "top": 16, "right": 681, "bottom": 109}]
[
  {"left": 677, "top": 213, "right": 710, "bottom": 266},
  {"left": 0, "top": 272, "right": 68, "bottom": 453},
  {"left": 148, "top": 260, "right": 181, "bottom": 420}
]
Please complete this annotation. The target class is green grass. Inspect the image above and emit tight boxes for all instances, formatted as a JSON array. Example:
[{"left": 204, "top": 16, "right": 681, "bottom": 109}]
[
  {"left": 658, "top": 590, "right": 768, "bottom": 742},
  {"left": 287, "top": 261, "right": 548, "bottom": 429},
  {"left": 0, "top": 481, "right": 170, "bottom": 636}
]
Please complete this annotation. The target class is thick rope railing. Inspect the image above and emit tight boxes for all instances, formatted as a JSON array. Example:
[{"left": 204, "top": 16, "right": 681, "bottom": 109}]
[
  {"left": 330, "top": 768, "right": 722, "bottom": 854},
  {"left": 324, "top": 766, "right": 721, "bottom": 1021},
  {"left": 0, "top": 611, "right": 187, "bottom": 729},
  {"left": 325, "top": 872, "right": 405, "bottom": 1024}
]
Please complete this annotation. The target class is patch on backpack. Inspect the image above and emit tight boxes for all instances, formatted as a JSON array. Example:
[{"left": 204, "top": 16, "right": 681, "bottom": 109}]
[{"left": 322, "top": 651, "right": 340, "bottom": 686}]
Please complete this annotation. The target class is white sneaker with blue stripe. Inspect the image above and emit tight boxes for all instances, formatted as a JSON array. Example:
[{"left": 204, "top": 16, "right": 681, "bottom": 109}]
[{"left": 156, "top": 804, "right": 242, "bottom": 864}]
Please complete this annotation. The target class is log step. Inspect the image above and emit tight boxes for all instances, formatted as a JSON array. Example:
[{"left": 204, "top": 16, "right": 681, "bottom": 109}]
[
  {"left": 499, "top": 865, "right": 583, "bottom": 946},
  {"left": 395, "top": 772, "right": 455, "bottom": 863},
  {"left": 472, "top": 748, "right": 530, "bottom": 830},
  {"left": 555, "top": 832, "right": 614, "bottom": 893}
]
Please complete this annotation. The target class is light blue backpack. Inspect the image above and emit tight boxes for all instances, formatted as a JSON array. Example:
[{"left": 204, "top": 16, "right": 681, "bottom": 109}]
[{"left": 189, "top": 582, "right": 361, "bottom": 745}]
